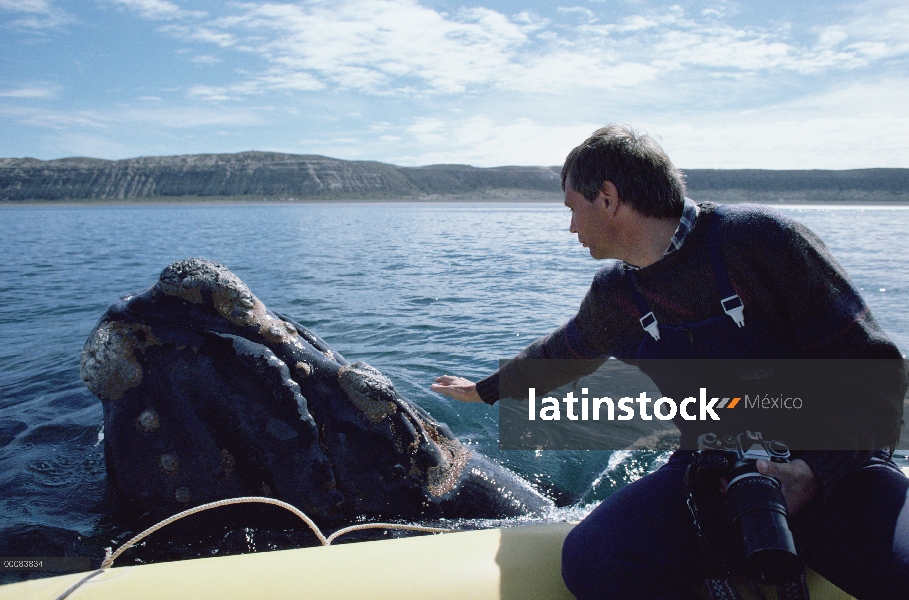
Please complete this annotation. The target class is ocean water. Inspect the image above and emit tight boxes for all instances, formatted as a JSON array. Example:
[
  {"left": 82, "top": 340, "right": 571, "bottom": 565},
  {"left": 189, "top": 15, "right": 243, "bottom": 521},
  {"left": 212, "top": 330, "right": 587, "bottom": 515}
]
[{"left": 1, "top": 201, "right": 907, "bottom": 575}]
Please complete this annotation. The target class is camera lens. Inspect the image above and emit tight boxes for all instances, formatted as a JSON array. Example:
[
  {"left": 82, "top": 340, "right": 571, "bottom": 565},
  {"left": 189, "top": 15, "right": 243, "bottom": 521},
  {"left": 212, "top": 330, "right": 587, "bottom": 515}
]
[{"left": 726, "top": 473, "right": 801, "bottom": 584}]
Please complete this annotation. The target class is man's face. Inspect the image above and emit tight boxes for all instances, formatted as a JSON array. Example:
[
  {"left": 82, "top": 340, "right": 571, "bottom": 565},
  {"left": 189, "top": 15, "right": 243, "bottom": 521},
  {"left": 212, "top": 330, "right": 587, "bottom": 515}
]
[{"left": 564, "top": 182, "right": 615, "bottom": 260}]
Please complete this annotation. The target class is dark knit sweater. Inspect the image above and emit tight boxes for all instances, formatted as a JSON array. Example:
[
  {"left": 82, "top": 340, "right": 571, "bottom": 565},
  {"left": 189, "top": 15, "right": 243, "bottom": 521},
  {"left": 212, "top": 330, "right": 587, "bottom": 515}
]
[{"left": 476, "top": 202, "right": 907, "bottom": 494}]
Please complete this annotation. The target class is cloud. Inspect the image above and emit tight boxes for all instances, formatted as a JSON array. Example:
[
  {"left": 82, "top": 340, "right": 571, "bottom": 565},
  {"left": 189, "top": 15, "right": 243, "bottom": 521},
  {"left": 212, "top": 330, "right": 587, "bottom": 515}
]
[
  {"left": 1, "top": 104, "right": 264, "bottom": 132},
  {"left": 578, "top": 8, "right": 880, "bottom": 76},
  {"left": 0, "top": 0, "right": 52, "bottom": 11},
  {"left": 393, "top": 116, "right": 599, "bottom": 166},
  {"left": 208, "top": 1, "right": 532, "bottom": 94},
  {"left": 41, "top": 131, "right": 140, "bottom": 159},
  {"left": 0, "top": 0, "right": 76, "bottom": 30},
  {"left": 119, "top": 105, "right": 264, "bottom": 128},
  {"left": 650, "top": 79, "right": 909, "bottom": 169},
  {"left": 278, "top": 115, "right": 596, "bottom": 166},
  {"left": 0, "top": 83, "right": 59, "bottom": 98},
  {"left": 144, "top": 0, "right": 655, "bottom": 98},
  {"left": 185, "top": 75, "right": 324, "bottom": 102},
  {"left": 289, "top": 73, "right": 909, "bottom": 168},
  {"left": 5, "top": 0, "right": 908, "bottom": 167},
  {"left": 1, "top": 106, "right": 109, "bottom": 130},
  {"left": 190, "top": 55, "right": 221, "bottom": 64},
  {"left": 110, "top": 0, "right": 909, "bottom": 104},
  {"left": 841, "top": 0, "right": 909, "bottom": 60},
  {"left": 105, "top": 0, "right": 205, "bottom": 21},
  {"left": 556, "top": 6, "right": 596, "bottom": 21},
  {"left": 406, "top": 117, "right": 445, "bottom": 136},
  {"left": 161, "top": 24, "right": 236, "bottom": 47},
  {"left": 254, "top": 71, "right": 325, "bottom": 93},
  {"left": 376, "top": 78, "right": 909, "bottom": 168},
  {"left": 186, "top": 85, "right": 249, "bottom": 102}
]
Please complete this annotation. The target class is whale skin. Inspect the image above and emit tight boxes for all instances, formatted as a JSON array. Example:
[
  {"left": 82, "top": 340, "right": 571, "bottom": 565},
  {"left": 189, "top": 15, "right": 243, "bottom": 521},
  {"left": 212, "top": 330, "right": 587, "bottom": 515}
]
[{"left": 81, "top": 258, "right": 552, "bottom": 524}]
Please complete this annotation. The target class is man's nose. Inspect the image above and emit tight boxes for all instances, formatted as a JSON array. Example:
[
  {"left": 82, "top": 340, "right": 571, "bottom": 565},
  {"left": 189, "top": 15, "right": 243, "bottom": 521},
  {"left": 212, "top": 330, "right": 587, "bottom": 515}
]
[{"left": 569, "top": 214, "right": 577, "bottom": 233}]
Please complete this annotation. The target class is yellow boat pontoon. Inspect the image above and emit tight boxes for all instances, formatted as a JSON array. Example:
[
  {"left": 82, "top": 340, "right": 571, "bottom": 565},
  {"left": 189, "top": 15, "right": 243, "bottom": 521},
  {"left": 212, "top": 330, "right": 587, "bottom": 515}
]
[{"left": 0, "top": 521, "right": 859, "bottom": 600}]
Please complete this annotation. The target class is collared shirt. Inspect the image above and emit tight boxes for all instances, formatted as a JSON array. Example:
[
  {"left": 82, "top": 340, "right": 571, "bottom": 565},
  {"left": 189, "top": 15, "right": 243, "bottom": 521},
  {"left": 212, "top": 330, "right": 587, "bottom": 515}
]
[
  {"left": 625, "top": 197, "right": 700, "bottom": 270},
  {"left": 665, "top": 197, "right": 699, "bottom": 256}
]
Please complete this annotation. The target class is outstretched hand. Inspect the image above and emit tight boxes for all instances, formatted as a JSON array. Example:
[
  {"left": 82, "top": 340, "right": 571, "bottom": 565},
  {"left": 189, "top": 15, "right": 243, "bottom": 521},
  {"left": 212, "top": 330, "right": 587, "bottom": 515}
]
[
  {"left": 756, "top": 458, "right": 819, "bottom": 516},
  {"left": 431, "top": 375, "right": 483, "bottom": 403}
]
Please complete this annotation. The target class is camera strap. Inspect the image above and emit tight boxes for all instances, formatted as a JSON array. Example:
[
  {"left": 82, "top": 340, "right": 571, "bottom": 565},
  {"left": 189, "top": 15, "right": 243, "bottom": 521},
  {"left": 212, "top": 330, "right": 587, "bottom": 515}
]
[
  {"left": 776, "top": 574, "right": 811, "bottom": 600},
  {"left": 703, "top": 573, "right": 810, "bottom": 600},
  {"left": 704, "top": 578, "right": 744, "bottom": 600},
  {"left": 687, "top": 490, "right": 744, "bottom": 600}
]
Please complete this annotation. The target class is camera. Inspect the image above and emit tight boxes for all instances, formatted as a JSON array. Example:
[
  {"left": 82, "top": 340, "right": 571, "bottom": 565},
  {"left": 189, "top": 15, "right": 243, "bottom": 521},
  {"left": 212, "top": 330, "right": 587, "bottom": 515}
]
[{"left": 690, "top": 431, "right": 801, "bottom": 585}]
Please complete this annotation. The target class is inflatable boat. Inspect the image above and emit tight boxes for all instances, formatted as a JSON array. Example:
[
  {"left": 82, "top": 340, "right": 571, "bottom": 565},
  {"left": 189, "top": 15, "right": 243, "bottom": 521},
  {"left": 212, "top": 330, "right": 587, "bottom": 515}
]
[{"left": 0, "top": 521, "right": 858, "bottom": 600}]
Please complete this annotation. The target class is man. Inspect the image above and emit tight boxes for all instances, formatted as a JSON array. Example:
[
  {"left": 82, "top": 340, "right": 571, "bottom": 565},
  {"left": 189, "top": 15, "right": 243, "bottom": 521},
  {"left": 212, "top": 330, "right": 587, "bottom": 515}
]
[{"left": 432, "top": 125, "right": 908, "bottom": 599}]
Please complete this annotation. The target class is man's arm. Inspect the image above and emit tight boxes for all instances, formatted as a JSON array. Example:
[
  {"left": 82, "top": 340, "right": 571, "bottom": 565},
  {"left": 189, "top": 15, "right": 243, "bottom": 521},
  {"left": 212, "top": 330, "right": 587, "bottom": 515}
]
[
  {"left": 728, "top": 206, "right": 908, "bottom": 495},
  {"left": 431, "top": 264, "right": 626, "bottom": 405},
  {"left": 433, "top": 321, "right": 608, "bottom": 405}
]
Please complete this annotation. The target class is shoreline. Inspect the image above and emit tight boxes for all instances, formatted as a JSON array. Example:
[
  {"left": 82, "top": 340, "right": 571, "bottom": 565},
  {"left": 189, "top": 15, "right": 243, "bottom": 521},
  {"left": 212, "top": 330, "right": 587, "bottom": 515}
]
[
  {"left": 3, "top": 194, "right": 909, "bottom": 207},
  {"left": 4, "top": 155, "right": 907, "bottom": 206}
]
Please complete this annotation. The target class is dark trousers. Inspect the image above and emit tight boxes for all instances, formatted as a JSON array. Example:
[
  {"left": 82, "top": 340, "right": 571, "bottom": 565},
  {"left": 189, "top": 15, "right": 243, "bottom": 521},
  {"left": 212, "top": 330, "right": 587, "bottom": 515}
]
[{"left": 561, "top": 451, "right": 909, "bottom": 600}]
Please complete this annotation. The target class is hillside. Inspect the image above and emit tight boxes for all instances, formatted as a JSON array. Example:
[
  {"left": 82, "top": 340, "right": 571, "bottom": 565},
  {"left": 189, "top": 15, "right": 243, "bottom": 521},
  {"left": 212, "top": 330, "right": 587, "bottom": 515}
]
[{"left": 1, "top": 152, "right": 907, "bottom": 203}]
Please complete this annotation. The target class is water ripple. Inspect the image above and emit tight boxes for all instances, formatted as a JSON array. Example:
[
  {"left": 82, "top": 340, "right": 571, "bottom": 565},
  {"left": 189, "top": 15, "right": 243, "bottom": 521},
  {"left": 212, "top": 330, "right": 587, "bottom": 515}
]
[{"left": 1, "top": 202, "right": 906, "bottom": 570}]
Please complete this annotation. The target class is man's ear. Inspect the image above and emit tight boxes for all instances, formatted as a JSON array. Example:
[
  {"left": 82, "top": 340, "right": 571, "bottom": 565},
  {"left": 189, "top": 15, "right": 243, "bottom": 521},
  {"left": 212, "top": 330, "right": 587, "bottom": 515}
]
[{"left": 600, "top": 181, "right": 620, "bottom": 210}]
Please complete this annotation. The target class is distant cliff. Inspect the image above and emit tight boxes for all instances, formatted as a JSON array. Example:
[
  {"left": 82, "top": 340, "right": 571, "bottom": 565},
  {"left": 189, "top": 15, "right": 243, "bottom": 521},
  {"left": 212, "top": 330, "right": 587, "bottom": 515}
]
[
  {"left": 683, "top": 169, "right": 909, "bottom": 204},
  {"left": 0, "top": 153, "right": 560, "bottom": 202},
  {"left": 1, "top": 152, "right": 907, "bottom": 202}
]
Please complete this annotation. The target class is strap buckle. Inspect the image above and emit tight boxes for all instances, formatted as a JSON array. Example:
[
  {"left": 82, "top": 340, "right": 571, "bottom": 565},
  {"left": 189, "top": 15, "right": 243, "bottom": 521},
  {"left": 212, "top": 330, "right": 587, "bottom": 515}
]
[
  {"left": 721, "top": 295, "right": 745, "bottom": 328},
  {"left": 639, "top": 312, "right": 661, "bottom": 341}
]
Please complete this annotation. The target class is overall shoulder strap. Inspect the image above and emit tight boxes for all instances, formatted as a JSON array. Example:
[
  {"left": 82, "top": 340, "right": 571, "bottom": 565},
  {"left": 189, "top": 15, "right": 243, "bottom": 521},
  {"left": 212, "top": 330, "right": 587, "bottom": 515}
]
[
  {"left": 625, "top": 268, "right": 661, "bottom": 341},
  {"left": 707, "top": 205, "right": 745, "bottom": 328}
]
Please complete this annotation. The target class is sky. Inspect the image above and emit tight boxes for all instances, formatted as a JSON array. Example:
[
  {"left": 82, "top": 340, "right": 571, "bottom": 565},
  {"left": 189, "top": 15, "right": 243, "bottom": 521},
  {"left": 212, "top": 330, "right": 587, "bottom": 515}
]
[{"left": 1, "top": 0, "right": 908, "bottom": 168}]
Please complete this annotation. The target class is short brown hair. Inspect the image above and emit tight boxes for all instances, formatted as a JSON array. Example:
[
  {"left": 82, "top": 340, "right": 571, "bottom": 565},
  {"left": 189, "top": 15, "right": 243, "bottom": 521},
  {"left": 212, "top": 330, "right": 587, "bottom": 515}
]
[{"left": 561, "top": 125, "right": 686, "bottom": 219}]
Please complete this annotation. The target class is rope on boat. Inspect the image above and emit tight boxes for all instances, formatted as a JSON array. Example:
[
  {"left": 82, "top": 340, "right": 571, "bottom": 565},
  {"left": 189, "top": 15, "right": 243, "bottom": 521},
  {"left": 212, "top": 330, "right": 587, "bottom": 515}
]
[
  {"left": 101, "top": 496, "right": 327, "bottom": 568},
  {"left": 53, "top": 569, "right": 106, "bottom": 600},
  {"left": 55, "top": 496, "right": 455, "bottom": 599},
  {"left": 102, "top": 496, "right": 455, "bottom": 568},
  {"left": 324, "top": 521, "right": 456, "bottom": 544}
]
